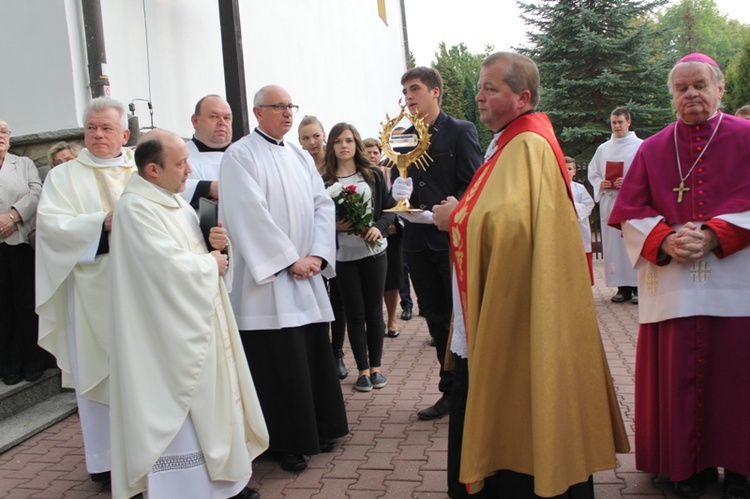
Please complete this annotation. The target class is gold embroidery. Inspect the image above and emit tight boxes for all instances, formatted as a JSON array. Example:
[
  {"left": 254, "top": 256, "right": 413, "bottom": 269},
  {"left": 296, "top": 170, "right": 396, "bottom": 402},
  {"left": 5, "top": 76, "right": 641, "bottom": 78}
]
[
  {"left": 454, "top": 205, "right": 468, "bottom": 225},
  {"left": 646, "top": 271, "right": 658, "bottom": 293},
  {"left": 93, "top": 167, "right": 134, "bottom": 212}
]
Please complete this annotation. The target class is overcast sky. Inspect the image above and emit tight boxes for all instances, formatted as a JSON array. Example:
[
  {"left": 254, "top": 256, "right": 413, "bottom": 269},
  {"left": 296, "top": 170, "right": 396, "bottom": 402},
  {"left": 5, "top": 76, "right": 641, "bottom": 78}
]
[{"left": 405, "top": 0, "right": 750, "bottom": 67}]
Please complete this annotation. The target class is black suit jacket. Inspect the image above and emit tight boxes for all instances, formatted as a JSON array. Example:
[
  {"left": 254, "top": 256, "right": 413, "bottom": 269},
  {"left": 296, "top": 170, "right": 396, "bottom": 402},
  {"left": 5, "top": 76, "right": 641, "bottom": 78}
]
[{"left": 393, "top": 111, "right": 482, "bottom": 252}]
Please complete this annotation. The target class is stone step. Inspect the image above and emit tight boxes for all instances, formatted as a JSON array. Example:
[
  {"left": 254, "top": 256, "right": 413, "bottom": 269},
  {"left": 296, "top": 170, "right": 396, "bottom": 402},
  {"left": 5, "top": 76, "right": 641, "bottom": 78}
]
[
  {"left": 0, "top": 368, "right": 64, "bottom": 421},
  {"left": 0, "top": 390, "right": 78, "bottom": 454}
]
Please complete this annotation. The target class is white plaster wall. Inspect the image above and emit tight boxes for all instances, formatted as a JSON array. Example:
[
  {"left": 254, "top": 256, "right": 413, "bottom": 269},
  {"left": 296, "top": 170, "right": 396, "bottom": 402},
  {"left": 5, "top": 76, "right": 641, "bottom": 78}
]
[
  {"left": 239, "top": 0, "right": 408, "bottom": 142},
  {"left": 0, "top": 0, "right": 87, "bottom": 134},
  {"left": 100, "top": 0, "right": 226, "bottom": 137},
  {"left": 2, "top": 0, "right": 406, "bottom": 143}
]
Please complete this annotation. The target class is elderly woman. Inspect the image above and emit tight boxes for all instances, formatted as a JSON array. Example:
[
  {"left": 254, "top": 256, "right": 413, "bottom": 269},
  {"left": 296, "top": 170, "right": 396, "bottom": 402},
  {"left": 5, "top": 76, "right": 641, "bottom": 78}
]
[
  {"left": 0, "top": 118, "right": 44, "bottom": 385},
  {"left": 47, "top": 141, "right": 80, "bottom": 168}
]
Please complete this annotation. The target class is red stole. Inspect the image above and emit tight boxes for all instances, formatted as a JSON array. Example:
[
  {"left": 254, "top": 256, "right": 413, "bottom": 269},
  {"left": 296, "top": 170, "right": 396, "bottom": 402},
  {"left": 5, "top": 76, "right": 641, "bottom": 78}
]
[{"left": 449, "top": 113, "right": 570, "bottom": 343}]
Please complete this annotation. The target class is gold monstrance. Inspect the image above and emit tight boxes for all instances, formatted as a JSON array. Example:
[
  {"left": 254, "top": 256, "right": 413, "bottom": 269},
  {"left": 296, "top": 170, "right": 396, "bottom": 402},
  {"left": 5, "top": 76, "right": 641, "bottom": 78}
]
[{"left": 380, "top": 102, "right": 432, "bottom": 212}]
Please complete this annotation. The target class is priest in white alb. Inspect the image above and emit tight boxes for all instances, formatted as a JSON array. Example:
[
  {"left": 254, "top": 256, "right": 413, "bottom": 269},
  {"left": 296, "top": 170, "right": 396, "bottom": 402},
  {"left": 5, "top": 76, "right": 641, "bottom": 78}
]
[
  {"left": 109, "top": 129, "right": 268, "bottom": 499},
  {"left": 588, "top": 107, "right": 642, "bottom": 303},
  {"left": 36, "top": 97, "right": 136, "bottom": 483},
  {"left": 219, "top": 85, "right": 348, "bottom": 473},
  {"left": 179, "top": 94, "right": 232, "bottom": 208}
]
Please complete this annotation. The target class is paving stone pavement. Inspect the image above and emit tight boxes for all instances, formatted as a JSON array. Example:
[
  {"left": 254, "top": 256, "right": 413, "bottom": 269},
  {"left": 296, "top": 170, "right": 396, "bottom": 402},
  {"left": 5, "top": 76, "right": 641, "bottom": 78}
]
[{"left": 0, "top": 260, "right": 725, "bottom": 498}]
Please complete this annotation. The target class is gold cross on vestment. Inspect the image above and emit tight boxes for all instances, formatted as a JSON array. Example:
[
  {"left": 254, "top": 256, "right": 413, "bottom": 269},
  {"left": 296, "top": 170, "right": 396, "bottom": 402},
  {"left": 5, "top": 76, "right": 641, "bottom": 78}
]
[{"left": 673, "top": 179, "right": 690, "bottom": 203}]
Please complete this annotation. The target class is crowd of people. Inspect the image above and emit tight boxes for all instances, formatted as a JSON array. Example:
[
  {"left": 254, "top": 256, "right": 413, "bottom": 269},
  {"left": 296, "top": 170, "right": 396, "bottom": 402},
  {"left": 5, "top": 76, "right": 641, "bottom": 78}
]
[{"left": 0, "top": 49, "right": 748, "bottom": 499}]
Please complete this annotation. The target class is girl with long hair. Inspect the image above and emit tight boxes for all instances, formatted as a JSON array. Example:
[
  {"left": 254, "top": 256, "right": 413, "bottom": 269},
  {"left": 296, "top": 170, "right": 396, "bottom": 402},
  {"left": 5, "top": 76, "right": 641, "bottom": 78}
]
[
  {"left": 298, "top": 115, "right": 327, "bottom": 174},
  {"left": 323, "top": 123, "right": 395, "bottom": 392},
  {"left": 298, "top": 116, "right": 348, "bottom": 379}
]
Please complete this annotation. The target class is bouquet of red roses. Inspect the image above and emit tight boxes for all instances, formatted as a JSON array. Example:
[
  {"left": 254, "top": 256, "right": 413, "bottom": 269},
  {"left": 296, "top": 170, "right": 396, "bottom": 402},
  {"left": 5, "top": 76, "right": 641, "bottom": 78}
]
[{"left": 326, "top": 182, "right": 380, "bottom": 247}]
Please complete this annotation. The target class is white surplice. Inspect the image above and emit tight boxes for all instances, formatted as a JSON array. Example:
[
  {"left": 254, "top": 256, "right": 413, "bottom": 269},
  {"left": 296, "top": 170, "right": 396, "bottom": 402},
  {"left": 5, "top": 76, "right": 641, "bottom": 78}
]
[
  {"left": 588, "top": 131, "right": 642, "bottom": 287},
  {"left": 109, "top": 174, "right": 268, "bottom": 499},
  {"left": 571, "top": 181, "right": 595, "bottom": 252},
  {"left": 218, "top": 131, "right": 336, "bottom": 330},
  {"left": 36, "top": 147, "right": 135, "bottom": 473},
  {"left": 179, "top": 140, "right": 224, "bottom": 204}
]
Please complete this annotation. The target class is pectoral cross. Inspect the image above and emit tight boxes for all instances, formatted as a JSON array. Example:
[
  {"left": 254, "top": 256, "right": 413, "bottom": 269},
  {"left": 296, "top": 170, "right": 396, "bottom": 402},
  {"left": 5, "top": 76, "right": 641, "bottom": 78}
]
[{"left": 673, "top": 180, "right": 690, "bottom": 203}]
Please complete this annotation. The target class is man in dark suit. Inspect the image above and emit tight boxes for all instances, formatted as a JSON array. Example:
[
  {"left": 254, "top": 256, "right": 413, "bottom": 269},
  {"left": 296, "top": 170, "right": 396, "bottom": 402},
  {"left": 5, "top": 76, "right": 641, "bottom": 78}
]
[{"left": 391, "top": 67, "right": 482, "bottom": 420}]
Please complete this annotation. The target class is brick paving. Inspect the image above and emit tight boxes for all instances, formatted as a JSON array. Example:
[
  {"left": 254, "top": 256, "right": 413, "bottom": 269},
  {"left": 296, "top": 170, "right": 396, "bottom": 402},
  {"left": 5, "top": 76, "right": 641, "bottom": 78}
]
[{"left": 0, "top": 260, "right": 725, "bottom": 498}]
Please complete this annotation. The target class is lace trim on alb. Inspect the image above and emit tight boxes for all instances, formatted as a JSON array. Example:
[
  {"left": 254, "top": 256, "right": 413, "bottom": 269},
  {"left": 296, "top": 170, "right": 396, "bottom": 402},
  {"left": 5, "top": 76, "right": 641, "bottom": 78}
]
[{"left": 151, "top": 450, "right": 205, "bottom": 473}]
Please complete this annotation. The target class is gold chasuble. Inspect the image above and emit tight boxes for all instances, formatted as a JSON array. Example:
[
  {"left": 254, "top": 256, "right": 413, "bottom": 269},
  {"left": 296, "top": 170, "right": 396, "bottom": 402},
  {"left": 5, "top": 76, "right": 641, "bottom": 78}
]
[{"left": 450, "top": 113, "right": 629, "bottom": 496}]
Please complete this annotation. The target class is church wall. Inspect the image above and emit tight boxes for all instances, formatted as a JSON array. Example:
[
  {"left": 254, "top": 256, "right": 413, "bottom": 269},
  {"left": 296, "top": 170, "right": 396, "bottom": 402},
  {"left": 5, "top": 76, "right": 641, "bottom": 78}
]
[{"left": 2, "top": 0, "right": 406, "bottom": 160}]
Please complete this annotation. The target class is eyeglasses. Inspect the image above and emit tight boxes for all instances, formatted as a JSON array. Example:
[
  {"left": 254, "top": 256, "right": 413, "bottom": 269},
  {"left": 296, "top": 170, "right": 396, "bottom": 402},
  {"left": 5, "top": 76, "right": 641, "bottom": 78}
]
[
  {"left": 0, "top": 130, "right": 10, "bottom": 137},
  {"left": 258, "top": 103, "right": 299, "bottom": 113}
]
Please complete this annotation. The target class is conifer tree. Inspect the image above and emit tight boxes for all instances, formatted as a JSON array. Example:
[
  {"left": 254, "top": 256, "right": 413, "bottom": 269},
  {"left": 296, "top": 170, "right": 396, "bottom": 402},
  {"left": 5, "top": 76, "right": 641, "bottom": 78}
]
[
  {"left": 433, "top": 42, "right": 495, "bottom": 149},
  {"left": 518, "top": 0, "right": 674, "bottom": 162}
]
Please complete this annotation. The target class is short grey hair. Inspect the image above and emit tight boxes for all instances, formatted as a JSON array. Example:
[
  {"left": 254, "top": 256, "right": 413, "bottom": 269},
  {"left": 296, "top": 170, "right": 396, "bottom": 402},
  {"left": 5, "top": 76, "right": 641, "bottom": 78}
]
[
  {"left": 83, "top": 97, "right": 128, "bottom": 130},
  {"left": 253, "top": 87, "right": 270, "bottom": 107},
  {"left": 482, "top": 52, "right": 540, "bottom": 107},
  {"left": 667, "top": 61, "right": 725, "bottom": 95}
]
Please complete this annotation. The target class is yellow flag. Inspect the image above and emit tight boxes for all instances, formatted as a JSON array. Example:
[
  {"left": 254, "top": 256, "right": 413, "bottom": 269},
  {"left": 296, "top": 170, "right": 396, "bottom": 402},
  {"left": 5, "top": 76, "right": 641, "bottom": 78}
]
[{"left": 378, "top": 0, "right": 387, "bottom": 25}]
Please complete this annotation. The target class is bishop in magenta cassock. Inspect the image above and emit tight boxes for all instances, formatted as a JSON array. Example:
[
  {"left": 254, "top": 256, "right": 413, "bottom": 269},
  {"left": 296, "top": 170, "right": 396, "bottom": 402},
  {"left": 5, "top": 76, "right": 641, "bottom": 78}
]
[{"left": 609, "top": 53, "right": 750, "bottom": 498}]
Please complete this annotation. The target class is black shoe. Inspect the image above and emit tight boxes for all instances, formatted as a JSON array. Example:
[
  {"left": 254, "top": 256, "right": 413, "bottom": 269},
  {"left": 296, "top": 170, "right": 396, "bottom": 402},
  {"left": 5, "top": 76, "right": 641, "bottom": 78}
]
[
  {"left": 417, "top": 395, "right": 451, "bottom": 420},
  {"left": 386, "top": 329, "right": 400, "bottom": 338},
  {"left": 674, "top": 473, "right": 705, "bottom": 498},
  {"left": 611, "top": 292, "right": 632, "bottom": 303},
  {"left": 428, "top": 337, "right": 436, "bottom": 347},
  {"left": 2, "top": 374, "right": 23, "bottom": 386},
  {"left": 355, "top": 374, "right": 373, "bottom": 392},
  {"left": 24, "top": 371, "right": 43, "bottom": 382},
  {"left": 400, "top": 308, "right": 413, "bottom": 321},
  {"left": 370, "top": 372, "right": 387, "bottom": 389},
  {"left": 232, "top": 487, "right": 261, "bottom": 499},
  {"left": 631, "top": 294, "right": 639, "bottom": 304},
  {"left": 701, "top": 467, "right": 719, "bottom": 483},
  {"left": 279, "top": 453, "right": 307, "bottom": 472},
  {"left": 335, "top": 357, "right": 348, "bottom": 380},
  {"left": 723, "top": 470, "right": 750, "bottom": 499},
  {"left": 319, "top": 439, "right": 336, "bottom": 453},
  {"left": 90, "top": 471, "right": 111, "bottom": 483}
]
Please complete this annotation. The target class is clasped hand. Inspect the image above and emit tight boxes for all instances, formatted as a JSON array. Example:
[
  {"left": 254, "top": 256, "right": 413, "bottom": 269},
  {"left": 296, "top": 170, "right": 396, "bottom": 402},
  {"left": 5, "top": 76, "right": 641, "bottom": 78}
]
[
  {"left": 209, "top": 222, "right": 229, "bottom": 276},
  {"left": 432, "top": 196, "right": 458, "bottom": 231},
  {"left": 290, "top": 256, "right": 323, "bottom": 280},
  {"left": 0, "top": 213, "right": 18, "bottom": 238},
  {"left": 660, "top": 222, "right": 718, "bottom": 263},
  {"left": 208, "top": 222, "right": 228, "bottom": 251}
]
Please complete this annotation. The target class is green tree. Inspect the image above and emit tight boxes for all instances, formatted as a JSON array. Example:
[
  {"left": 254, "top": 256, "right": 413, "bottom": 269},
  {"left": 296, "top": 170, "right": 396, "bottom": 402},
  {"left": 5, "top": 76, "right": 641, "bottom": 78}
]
[
  {"left": 724, "top": 35, "right": 750, "bottom": 114},
  {"left": 407, "top": 50, "right": 416, "bottom": 70},
  {"left": 432, "top": 42, "right": 495, "bottom": 149},
  {"left": 518, "top": 0, "right": 674, "bottom": 163},
  {"left": 653, "top": 0, "right": 750, "bottom": 70}
]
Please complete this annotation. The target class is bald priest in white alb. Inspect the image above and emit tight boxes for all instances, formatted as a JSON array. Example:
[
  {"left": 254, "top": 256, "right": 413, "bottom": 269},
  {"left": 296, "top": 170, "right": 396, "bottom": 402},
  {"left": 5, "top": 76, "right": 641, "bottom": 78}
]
[
  {"left": 109, "top": 130, "right": 268, "bottom": 499},
  {"left": 219, "top": 84, "right": 348, "bottom": 472}
]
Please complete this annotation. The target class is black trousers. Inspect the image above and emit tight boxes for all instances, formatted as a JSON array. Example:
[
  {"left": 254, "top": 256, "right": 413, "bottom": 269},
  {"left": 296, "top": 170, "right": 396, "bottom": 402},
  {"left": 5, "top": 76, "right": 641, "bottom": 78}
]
[
  {"left": 406, "top": 248, "right": 453, "bottom": 394},
  {"left": 327, "top": 277, "right": 346, "bottom": 351},
  {"left": 399, "top": 260, "right": 413, "bottom": 310},
  {"left": 336, "top": 252, "right": 387, "bottom": 371},
  {"left": 448, "top": 357, "right": 594, "bottom": 498},
  {"left": 0, "top": 242, "right": 44, "bottom": 378},
  {"left": 240, "top": 323, "right": 349, "bottom": 455}
]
